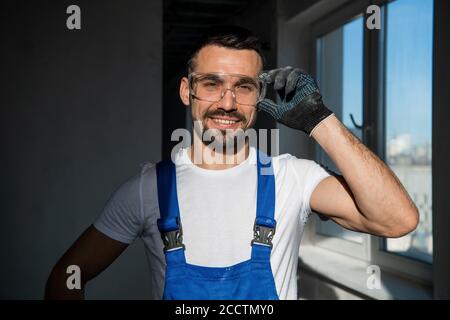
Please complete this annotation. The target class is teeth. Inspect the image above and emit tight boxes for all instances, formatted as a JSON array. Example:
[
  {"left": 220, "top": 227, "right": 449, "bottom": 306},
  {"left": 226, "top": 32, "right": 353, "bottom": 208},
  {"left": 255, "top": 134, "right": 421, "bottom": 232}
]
[{"left": 213, "top": 118, "right": 237, "bottom": 125}]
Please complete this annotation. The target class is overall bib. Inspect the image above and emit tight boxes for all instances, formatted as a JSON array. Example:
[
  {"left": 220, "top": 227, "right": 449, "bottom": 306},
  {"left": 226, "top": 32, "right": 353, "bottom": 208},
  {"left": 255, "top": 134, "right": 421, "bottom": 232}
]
[{"left": 156, "top": 151, "right": 279, "bottom": 300}]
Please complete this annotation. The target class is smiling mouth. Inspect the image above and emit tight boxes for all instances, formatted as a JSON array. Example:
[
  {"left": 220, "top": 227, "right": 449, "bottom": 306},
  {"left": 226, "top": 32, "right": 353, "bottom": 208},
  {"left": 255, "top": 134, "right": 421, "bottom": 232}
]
[
  {"left": 211, "top": 118, "right": 239, "bottom": 124},
  {"left": 209, "top": 117, "right": 242, "bottom": 128}
]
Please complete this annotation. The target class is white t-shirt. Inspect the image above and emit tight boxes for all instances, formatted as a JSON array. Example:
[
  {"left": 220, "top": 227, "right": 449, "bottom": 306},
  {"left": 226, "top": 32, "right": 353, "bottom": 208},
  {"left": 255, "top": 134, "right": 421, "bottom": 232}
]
[{"left": 94, "top": 146, "right": 330, "bottom": 300}]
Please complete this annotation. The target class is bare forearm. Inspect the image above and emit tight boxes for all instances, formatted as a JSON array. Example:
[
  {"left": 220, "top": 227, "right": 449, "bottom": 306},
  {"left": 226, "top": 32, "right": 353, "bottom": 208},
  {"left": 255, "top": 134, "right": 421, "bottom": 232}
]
[{"left": 311, "top": 115, "right": 418, "bottom": 233}]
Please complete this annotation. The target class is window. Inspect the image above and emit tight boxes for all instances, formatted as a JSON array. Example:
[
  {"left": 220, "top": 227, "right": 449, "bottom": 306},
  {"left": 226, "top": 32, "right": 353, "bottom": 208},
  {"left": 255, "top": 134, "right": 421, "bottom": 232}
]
[
  {"left": 312, "top": 0, "right": 434, "bottom": 283},
  {"left": 383, "top": 0, "right": 434, "bottom": 264}
]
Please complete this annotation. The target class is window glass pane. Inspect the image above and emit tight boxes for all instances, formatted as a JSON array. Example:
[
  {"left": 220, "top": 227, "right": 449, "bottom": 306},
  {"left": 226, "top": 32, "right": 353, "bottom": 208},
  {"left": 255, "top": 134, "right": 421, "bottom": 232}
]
[
  {"left": 384, "top": 0, "right": 433, "bottom": 263},
  {"left": 316, "top": 16, "right": 364, "bottom": 243}
]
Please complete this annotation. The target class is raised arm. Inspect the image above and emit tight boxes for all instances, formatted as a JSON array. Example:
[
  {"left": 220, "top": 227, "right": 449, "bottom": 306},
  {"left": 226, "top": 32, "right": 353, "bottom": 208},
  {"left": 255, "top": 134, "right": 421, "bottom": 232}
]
[
  {"left": 310, "top": 115, "right": 419, "bottom": 237},
  {"left": 258, "top": 66, "right": 418, "bottom": 237}
]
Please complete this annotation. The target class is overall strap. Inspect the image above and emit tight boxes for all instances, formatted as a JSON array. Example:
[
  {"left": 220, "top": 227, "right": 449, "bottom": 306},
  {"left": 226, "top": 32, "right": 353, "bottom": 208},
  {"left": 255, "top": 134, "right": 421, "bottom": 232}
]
[
  {"left": 256, "top": 150, "right": 276, "bottom": 223},
  {"left": 251, "top": 150, "right": 276, "bottom": 261},
  {"left": 156, "top": 159, "right": 186, "bottom": 257}
]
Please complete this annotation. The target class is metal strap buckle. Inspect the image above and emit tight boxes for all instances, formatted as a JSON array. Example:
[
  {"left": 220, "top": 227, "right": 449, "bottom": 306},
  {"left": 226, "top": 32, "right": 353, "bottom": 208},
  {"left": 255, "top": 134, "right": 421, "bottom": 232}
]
[
  {"left": 251, "top": 222, "right": 276, "bottom": 248},
  {"left": 160, "top": 220, "right": 185, "bottom": 252}
]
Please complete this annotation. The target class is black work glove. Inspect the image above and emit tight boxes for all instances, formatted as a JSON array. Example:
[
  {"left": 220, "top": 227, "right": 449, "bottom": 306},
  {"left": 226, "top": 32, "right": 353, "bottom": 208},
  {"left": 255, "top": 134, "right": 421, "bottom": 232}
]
[{"left": 258, "top": 66, "right": 334, "bottom": 136}]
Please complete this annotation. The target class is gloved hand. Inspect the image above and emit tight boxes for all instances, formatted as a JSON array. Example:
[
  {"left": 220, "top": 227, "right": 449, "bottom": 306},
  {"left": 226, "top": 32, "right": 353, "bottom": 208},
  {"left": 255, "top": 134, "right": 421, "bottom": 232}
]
[{"left": 257, "top": 66, "right": 334, "bottom": 136}]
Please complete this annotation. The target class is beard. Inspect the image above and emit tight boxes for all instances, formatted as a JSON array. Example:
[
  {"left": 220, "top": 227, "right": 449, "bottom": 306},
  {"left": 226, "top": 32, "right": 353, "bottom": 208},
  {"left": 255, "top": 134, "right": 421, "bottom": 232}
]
[{"left": 192, "top": 109, "right": 249, "bottom": 154}]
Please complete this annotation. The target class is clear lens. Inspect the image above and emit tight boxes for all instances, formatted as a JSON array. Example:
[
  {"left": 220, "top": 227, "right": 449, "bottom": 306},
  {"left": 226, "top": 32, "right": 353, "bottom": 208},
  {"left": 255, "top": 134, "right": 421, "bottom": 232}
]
[{"left": 189, "top": 72, "right": 265, "bottom": 106}]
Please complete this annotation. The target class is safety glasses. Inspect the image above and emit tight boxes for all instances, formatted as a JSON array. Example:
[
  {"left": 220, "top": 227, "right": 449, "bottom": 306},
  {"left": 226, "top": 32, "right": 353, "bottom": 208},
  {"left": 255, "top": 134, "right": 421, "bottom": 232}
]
[{"left": 188, "top": 72, "right": 268, "bottom": 107}]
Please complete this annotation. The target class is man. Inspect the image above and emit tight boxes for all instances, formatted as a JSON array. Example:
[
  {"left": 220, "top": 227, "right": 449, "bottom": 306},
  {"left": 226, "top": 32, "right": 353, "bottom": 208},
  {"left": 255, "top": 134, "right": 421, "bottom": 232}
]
[{"left": 45, "top": 26, "right": 418, "bottom": 300}]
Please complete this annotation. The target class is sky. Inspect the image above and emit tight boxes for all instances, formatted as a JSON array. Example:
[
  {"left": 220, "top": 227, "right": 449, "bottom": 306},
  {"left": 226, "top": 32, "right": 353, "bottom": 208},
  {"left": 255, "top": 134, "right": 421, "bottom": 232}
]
[{"left": 341, "top": 0, "right": 434, "bottom": 147}]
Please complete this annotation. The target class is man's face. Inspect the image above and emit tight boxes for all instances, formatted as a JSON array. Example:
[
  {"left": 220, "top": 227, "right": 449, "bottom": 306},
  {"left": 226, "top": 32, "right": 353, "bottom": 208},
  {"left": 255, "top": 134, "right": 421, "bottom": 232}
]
[{"left": 180, "top": 45, "right": 263, "bottom": 146}]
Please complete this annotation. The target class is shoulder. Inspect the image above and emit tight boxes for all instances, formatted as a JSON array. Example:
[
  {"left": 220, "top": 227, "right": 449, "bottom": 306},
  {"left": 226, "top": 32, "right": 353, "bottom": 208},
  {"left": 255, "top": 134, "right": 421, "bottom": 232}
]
[
  {"left": 113, "top": 162, "right": 157, "bottom": 199},
  {"left": 139, "top": 162, "right": 157, "bottom": 183},
  {"left": 93, "top": 162, "right": 159, "bottom": 243}
]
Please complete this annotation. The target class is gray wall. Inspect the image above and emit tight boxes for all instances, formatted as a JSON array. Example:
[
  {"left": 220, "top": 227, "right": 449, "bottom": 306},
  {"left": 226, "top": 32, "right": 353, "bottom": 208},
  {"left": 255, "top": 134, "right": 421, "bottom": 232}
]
[{"left": 1, "top": 0, "right": 162, "bottom": 299}]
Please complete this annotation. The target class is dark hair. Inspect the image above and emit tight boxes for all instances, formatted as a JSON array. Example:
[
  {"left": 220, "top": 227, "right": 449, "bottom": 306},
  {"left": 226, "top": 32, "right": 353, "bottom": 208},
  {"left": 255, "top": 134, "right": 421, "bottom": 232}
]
[{"left": 186, "top": 25, "right": 266, "bottom": 73}]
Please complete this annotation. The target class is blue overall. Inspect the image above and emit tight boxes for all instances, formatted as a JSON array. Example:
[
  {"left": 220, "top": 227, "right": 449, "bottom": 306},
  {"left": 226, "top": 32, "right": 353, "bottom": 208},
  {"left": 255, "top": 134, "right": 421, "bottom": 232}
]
[{"left": 155, "top": 151, "right": 279, "bottom": 300}]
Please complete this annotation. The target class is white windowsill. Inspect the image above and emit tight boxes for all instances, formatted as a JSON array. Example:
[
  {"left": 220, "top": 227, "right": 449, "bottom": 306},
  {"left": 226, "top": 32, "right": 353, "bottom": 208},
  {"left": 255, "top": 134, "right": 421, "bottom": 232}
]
[{"left": 299, "top": 245, "right": 433, "bottom": 300}]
